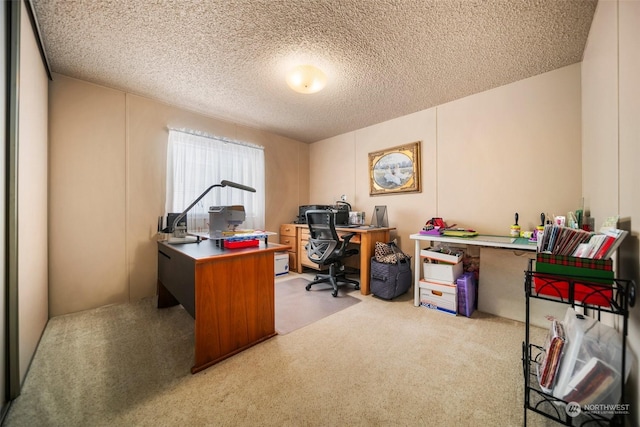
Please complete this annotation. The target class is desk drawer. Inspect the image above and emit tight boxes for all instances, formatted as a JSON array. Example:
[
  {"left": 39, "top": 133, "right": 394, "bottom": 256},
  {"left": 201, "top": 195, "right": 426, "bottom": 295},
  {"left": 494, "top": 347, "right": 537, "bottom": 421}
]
[
  {"left": 279, "top": 235, "right": 296, "bottom": 247},
  {"left": 280, "top": 224, "right": 297, "bottom": 237}
]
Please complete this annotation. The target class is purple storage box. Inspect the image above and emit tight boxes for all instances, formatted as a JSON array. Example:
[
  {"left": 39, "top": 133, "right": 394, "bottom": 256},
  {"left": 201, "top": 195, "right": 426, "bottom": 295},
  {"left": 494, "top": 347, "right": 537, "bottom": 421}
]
[{"left": 456, "top": 272, "right": 476, "bottom": 317}]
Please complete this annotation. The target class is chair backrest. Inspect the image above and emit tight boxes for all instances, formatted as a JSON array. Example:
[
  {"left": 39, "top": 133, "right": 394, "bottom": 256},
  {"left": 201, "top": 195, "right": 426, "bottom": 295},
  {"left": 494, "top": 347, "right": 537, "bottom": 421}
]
[{"left": 305, "top": 210, "right": 340, "bottom": 264}]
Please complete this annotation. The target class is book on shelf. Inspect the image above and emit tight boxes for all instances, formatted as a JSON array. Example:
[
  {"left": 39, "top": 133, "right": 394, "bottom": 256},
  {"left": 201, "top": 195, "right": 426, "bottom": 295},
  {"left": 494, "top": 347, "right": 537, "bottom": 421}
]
[
  {"left": 561, "top": 357, "right": 618, "bottom": 405},
  {"left": 592, "top": 235, "right": 615, "bottom": 260},
  {"left": 602, "top": 229, "right": 628, "bottom": 259},
  {"left": 537, "top": 320, "right": 566, "bottom": 393},
  {"left": 539, "top": 225, "right": 592, "bottom": 256},
  {"left": 538, "top": 224, "right": 627, "bottom": 260}
]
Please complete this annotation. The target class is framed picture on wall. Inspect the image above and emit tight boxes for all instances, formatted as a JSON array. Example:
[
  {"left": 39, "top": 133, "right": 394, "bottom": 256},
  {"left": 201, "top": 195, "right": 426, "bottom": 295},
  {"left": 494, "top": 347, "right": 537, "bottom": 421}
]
[{"left": 368, "top": 141, "right": 421, "bottom": 195}]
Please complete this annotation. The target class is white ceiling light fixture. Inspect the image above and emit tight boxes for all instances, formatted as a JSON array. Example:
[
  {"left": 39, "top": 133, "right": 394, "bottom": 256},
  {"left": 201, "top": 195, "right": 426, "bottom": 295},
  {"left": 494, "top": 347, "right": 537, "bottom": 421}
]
[{"left": 286, "top": 64, "right": 327, "bottom": 94}]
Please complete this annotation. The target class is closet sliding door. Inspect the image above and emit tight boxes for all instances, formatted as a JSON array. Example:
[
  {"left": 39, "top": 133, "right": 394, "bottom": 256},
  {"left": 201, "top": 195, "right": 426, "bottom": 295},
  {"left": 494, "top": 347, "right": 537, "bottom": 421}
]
[
  {"left": 2, "top": 1, "right": 51, "bottom": 419},
  {"left": 18, "top": 0, "right": 50, "bottom": 387},
  {"left": 1, "top": 0, "right": 8, "bottom": 418},
  {"left": 2, "top": 0, "right": 20, "bottom": 418}
]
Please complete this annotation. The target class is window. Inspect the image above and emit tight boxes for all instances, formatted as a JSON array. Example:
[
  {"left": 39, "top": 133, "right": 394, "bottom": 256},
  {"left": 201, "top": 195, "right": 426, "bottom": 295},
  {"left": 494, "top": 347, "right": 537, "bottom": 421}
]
[{"left": 165, "top": 129, "right": 265, "bottom": 232}]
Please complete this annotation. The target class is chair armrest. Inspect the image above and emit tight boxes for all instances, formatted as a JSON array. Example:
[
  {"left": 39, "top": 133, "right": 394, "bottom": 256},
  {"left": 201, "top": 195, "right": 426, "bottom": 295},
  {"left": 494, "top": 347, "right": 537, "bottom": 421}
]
[{"left": 340, "top": 232, "right": 356, "bottom": 244}]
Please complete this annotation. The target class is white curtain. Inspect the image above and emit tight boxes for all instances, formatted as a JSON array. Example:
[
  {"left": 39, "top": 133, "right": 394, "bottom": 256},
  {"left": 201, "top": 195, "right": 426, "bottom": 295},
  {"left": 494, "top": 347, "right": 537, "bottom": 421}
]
[{"left": 165, "top": 129, "right": 265, "bottom": 232}]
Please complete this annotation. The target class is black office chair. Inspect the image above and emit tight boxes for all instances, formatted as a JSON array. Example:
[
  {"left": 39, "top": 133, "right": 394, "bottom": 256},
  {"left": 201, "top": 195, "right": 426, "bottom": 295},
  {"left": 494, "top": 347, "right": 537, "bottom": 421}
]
[{"left": 304, "top": 210, "right": 360, "bottom": 297}]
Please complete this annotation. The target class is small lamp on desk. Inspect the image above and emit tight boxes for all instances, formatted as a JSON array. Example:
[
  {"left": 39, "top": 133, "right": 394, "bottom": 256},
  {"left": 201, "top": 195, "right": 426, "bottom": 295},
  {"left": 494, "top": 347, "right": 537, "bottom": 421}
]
[{"left": 163, "top": 180, "right": 256, "bottom": 244}]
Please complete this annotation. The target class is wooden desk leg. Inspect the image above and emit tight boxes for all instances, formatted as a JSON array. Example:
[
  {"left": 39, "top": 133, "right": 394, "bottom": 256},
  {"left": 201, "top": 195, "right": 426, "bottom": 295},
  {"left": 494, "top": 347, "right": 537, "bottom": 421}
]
[
  {"left": 296, "top": 231, "right": 303, "bottom": 273},
  {"left": 359, "top": 234, "right": 372, "bottom": 295},
  {"left": 358, "top": 230, "right": 391, "bottom": 295}
]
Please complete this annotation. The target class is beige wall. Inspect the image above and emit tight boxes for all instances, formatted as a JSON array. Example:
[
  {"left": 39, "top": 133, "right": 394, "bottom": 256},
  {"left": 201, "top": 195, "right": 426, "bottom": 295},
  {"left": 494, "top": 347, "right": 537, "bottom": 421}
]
[
  {"left": 583, "top": 0, "right": 640, "bottom": 423},
  {"left": 310, "top": 64, "right": 583, "bottom": 258},
  {"left": 49, "top": 76, "right": 127, "bottom": 316},
  {"left": 582, "top": 0, "right": 619, "bottom": 222},
  {"left": 18, "top": 1, "right": 49, "bottom": 384},
  {"left": 49, "top": 75, "right": 309, "bottom": 316}
]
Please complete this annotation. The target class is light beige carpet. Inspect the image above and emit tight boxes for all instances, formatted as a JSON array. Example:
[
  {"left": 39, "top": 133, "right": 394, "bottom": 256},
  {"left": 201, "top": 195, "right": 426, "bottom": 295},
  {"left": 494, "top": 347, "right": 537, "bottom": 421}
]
[
  {"left": 4, "top": 273, "right": 557, "bottom": 427},
  {"left": 275, "top": 277, "right": 360, "bottom": 335}
]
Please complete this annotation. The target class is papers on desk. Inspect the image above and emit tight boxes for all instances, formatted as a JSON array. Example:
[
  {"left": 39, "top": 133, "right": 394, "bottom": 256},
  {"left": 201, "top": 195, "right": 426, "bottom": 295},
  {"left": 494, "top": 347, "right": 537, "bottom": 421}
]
[
  {"left": 473, "top": 235, "right": 516, "bottom": 244},
  {"left": 441, "top": 229, "right": 478, "bottom": 238}
]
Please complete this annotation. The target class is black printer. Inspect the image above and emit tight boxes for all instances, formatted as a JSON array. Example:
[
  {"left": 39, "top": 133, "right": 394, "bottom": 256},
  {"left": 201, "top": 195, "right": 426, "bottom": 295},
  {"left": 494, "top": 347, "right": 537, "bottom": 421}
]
[
  {"left": 295, "top": 205, "right": 331, "bottom": 224},
  {"left": 295, "top": 203, "right": 350, "bottom": 225}
]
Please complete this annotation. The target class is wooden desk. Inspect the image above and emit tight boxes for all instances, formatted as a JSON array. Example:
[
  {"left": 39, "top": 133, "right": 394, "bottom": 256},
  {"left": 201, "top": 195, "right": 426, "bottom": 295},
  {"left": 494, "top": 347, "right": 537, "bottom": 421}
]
[
  {"left": 157, "top": 240, "right": 289, "bottom": 374},
  {"left": 291, "top": 224, "right": 394, "bottom": 295}
]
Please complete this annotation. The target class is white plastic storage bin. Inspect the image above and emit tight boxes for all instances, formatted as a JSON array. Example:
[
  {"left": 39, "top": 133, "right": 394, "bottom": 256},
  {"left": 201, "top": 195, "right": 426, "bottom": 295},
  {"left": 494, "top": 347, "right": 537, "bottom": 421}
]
[
  {"left": 420, "top": 247, "right": 463, "bottom": 264},
  {"left": 422, "top": 259, "right": 463, "bottom": 284},
  {"left": 552, "top": 307, "right": 631, "bottom": 411},
  {"left": 275, "top": 252, "right": 289, "bottom": 276}
]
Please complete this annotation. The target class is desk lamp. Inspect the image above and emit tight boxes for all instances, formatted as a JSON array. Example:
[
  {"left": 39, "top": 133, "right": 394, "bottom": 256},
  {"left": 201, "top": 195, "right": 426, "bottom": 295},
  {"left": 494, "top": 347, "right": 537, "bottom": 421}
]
[{"left": 167, "top": 180, "right": 256, "bottom": 243}]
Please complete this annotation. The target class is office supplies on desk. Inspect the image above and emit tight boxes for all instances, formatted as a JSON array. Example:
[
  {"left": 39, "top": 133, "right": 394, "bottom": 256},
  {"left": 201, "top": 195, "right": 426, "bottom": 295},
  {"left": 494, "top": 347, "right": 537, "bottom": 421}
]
[
  {"left": 372, "top": 205, "right": 388, "bottom": 227},
  {"left": 349, "top": 211, "right": 366, "bottom": 225},
  {"left": 510, "top": 212, "right": 520, "bottom": 237},
  {"left": 165, "top": 180, "right": 255, "bottom": 244},
  {"left": 209, "top": 205, "right": 246, "bottom": 238},
  {"left": 419, "top": 228, "right": 442, "bottom": 236},
  {"left": 441, "top": 229, "right": 478, "bottom": 238},
  {"left": 471, "top": 235, "right": 515, "bottom": 244},
  {"left": 532, "top": 213, "right": 545, "bottom": 243},
  {"left": 422, "top": 217, "right": 446, "bottom": 232}
]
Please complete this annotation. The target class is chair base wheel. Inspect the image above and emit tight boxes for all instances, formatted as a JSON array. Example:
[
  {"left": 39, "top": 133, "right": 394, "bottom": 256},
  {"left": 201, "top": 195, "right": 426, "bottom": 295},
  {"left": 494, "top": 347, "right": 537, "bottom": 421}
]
[{"left": 304, "top": 270, "right": 360, "bottom": 297}]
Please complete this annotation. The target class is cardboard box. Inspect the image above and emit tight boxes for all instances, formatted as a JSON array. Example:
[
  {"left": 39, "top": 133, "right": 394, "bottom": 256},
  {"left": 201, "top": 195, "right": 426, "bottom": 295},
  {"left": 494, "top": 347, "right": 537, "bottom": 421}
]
[
  {"left": 419, "top": 280, "right": 457, "bottom": 315},
  {"left": 534, "top": 254, "right": 613, "bottom": 307},
  {"left": 421, "top": 247, "right": 463, "bottom": 264},
  {"left": 423, "top": 259, "right": 463, "bottom": 284},
  {"left": 275, "top": 252, "right": 289, "bottom": 276}
]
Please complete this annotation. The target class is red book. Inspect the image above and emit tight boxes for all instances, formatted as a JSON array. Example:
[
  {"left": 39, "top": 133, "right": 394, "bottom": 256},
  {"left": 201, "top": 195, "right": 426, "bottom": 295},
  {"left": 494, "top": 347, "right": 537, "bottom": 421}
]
[
  {"left": 593, "top": 236, "right": 615, "bottom": 260},
  {"left": 603, "top": 229, "right": 629, "bottom": 259},
  {"left": 538, "top": 320, "right": 566, "bottom": 392}
]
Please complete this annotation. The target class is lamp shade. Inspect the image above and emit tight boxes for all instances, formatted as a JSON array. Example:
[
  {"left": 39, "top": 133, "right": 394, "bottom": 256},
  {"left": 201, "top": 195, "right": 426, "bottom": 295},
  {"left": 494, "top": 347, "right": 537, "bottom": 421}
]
[{"left": 286, "top": 65, "right": 327, "bottom": 94}]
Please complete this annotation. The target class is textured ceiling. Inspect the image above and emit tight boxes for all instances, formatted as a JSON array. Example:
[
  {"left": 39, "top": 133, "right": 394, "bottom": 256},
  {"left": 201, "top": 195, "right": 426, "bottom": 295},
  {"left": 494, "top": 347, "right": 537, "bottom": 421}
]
[{"left": 32, "top": 0, "right": 597, "bottom": 143}]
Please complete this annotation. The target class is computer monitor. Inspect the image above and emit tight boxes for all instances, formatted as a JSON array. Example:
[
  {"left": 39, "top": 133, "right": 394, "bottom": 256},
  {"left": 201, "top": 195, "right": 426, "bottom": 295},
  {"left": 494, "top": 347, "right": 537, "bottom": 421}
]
[{"left": 372, "top": 205, "right": 388, "bottom": 227}]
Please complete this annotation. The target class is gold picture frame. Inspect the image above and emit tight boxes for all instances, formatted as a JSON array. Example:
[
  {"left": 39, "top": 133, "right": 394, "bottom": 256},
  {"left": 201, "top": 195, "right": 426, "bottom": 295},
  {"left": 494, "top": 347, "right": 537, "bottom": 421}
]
[{"left": 368, "top": 141, "right": 421, "bottom": 195}]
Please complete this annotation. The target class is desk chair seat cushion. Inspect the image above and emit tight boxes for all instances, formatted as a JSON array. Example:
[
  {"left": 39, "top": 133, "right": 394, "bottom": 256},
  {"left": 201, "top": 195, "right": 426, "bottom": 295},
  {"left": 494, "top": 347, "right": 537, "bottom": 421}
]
[{"left": 305, "top": 210, "right": 360, "bottom": 297}]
